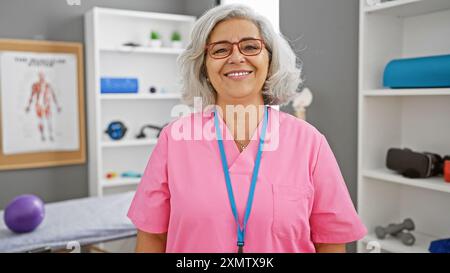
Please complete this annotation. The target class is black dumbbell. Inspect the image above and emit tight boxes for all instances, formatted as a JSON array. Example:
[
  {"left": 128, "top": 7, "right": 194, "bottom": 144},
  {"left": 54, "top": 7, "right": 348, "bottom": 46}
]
[
  {"left": 393, "top": 230, "right": 416, "bottom": 246},
  {"left": 375, "top": 218, "right": 415, "bottom": 239}
]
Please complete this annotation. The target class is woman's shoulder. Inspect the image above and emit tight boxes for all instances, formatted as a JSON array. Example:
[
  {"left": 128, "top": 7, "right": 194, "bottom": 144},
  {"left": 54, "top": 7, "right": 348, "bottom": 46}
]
[
  {"left": 160, "top": 110, "right": 212, "bottom": 141},
  {"left": 275, "top": 108, "right": 323, "bottom": 140},
  {"left": 164, "top": 110, "right": 211, "bottom": 128}
]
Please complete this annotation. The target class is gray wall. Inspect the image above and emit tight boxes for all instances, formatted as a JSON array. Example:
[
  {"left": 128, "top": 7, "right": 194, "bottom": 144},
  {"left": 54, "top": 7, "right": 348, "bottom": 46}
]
[
  {"left": 280, "top": 0, "right": 360, "bottom": 252},
  {"left": 184, "top": 0, "right": 217, "bottom": 17},
  {"left": 280, "top": 0, "right": 360, "bottom": 205},
  {"left": 0, "top": 0, "right": 360, "bottom": 234}
]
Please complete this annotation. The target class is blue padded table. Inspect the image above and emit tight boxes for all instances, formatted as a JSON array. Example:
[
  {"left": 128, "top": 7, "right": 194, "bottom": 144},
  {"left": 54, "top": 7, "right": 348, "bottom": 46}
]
[{"left": 0, "top": 192, "right": 136, "bottom": 253}]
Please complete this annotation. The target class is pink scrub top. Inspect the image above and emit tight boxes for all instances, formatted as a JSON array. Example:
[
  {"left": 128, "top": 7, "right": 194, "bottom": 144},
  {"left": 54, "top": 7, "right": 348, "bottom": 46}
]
[{"left": 127, "top": 107, "right": 367, "bottom": 253}]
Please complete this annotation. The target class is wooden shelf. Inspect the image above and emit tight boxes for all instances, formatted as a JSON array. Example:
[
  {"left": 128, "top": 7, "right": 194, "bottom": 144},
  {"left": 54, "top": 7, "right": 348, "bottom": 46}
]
[
  {"left": 362, "top": 88, "right": 450, "bottom": 96},
  {"left": 362, "top": 232, "right": 436, "bottom": 253},
  {"left": 362, "top": 168, "right": 450, "bottom": 194},
  {"left": 100, "top": 93, "right": 181, "bottom": 100},
  {"left": 100, "top": 46, "right": 185, "bottom": 55},
  {"left": 101, "top": 139, "right": 158, "bottom": 148},
  {"left": 364, "top": 0, "right": 450, "bottom": 17}
]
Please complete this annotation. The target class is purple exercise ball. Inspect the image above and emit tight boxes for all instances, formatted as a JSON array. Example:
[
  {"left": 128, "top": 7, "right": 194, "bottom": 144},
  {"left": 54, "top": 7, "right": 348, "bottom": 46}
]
[{"left": 4, "top": 194, "right": 45, "bottom": 233}]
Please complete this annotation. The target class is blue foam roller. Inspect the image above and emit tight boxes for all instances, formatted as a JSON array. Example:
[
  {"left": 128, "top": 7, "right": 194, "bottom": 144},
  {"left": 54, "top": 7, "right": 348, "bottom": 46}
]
[
  {"left": 383, "top": 54, "right": 450, "bottom": 89},
  {"left": 101, "top": 78, "right": 138, "bottom": 94}
]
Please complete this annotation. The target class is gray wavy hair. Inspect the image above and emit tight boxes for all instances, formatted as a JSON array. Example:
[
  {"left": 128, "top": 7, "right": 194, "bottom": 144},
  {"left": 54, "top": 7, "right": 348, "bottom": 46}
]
[{"left": 177, "top": 4, "right": 302, "bottom": 107}]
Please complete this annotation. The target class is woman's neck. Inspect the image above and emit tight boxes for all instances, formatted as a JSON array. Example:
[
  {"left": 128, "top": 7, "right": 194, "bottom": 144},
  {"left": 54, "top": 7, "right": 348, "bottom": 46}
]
[{"left": 216, "top": 95, "right": 265, "bottom": 144}]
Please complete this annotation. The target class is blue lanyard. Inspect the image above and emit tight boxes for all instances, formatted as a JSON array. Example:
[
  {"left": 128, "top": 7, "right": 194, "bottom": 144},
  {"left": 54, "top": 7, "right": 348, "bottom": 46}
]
[{"left": 214, "top": 106, "right": 268, "bottom": 253}]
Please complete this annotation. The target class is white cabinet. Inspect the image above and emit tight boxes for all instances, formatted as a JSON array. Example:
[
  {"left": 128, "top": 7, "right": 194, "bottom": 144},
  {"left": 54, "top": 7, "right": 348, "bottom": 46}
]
[
  {"left": 358, "top": 0, "right": 450, "bottom": 253},
  {"left": 84, "top": 7, "right": 195, "bottom": 196}
]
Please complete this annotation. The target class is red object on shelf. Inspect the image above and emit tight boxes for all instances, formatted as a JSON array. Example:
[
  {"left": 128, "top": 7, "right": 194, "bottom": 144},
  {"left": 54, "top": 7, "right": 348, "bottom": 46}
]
[
  {"left": 444, "top": 160, "right": 450, "bottom": 183},
  {"left": 106, "top": 172, "right": 118, "bottom": 179}
]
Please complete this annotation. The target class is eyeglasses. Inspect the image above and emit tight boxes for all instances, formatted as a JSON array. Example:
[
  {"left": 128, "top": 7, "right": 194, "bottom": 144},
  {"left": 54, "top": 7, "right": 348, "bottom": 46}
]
[{"left": 205, "top": 38, "right": 265, "bottom": 59}]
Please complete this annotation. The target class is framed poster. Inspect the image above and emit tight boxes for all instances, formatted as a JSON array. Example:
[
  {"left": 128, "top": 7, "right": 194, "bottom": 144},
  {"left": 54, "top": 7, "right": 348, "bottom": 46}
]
[{"left": 0, "top": 39, "right": 85, "bottom": 170}]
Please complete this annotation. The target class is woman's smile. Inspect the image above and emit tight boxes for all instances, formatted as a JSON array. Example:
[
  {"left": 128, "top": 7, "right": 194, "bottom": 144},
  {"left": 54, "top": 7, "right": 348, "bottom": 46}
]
[{"left": 224, "top": 70, "right": 254, "bottom": 81}]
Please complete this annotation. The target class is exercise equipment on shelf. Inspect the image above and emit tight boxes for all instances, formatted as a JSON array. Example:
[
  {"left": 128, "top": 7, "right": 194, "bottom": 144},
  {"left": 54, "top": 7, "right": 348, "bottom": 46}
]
[
  {"left": 429, "top": 238, "right": 450, "bottom": 253},
  {"left": 375, "top": 218, "right": 416, "bottom": 246},
  {"left": 104, "top": 121, "right": 128, "bottom": 140},
  {"left": 135, "top": 123, "right": 167, "bottom": 139},
  {"left": 384, "top": 54, "right": 450, "bottom": 89},
  {"left": 386, "top": 148, "right": 445, "bottom": 179},
  {"left": 444, "top": 156, "right": 450, "bottom": 183},
  {"left": 100, "top": 77, "right": 138, "bottom": 94},
  {"left": 121, "top": 171, "right": 142, "bottom": 178}
]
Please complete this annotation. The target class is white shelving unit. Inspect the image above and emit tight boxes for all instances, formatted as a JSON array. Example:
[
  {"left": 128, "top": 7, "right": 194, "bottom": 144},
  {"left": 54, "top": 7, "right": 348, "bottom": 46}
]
[
  {"left": 84, "top": 7, "right": 195, "bottom": 196},
  {"left": 100, "top": 93, "right": 182, "bottom": 100},
  {"left": 358, "top": 0, "right": 450, "bottom": 253},
  {"left": 100, "top": 46, "right": 185, "bottom": 55}
]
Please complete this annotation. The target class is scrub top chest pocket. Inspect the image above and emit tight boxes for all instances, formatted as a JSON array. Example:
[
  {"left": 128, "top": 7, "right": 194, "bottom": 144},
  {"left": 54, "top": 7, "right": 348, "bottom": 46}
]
[{"left": 271, "top": 184, "right": 313, "bottom": 239}]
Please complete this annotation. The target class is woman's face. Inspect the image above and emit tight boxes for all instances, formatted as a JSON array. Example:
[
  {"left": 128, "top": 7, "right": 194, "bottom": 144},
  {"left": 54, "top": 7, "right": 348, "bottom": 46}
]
[{"left": 205, "top": 18, "right": 270, "bottom": 104}]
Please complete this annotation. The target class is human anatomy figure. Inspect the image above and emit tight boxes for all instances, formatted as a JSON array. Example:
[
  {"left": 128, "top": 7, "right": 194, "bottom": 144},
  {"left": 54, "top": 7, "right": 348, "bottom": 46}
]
[{"left": 25, "top": 72, "right": 62, "bottom": 141}]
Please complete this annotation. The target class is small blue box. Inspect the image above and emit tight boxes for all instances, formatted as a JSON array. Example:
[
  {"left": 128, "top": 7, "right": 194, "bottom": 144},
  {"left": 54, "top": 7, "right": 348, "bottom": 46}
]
[
  {"left": 383, "top": 54, "right": 450, "bottom": 89},
  {"left": 101, "top": 78, "right": 139, "bottom": 93},
  {"left": 429, "top": 238, "right": 450, "bottom": 253}
]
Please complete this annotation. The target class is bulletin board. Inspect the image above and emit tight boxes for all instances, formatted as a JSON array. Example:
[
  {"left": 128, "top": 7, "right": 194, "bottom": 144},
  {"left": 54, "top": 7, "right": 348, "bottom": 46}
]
[{"left": 0, "top": 39, "right": 86, "bottom": 170}]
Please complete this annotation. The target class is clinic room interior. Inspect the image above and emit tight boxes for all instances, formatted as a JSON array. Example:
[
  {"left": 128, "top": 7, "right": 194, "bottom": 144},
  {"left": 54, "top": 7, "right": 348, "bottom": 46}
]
[{"left": 1, "top": 0, "right": 450, "bottom": 254}]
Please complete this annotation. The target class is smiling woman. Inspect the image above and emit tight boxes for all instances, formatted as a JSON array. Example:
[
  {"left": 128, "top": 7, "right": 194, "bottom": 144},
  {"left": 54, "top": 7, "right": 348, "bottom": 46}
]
[
  {"left": 127, "top": 4, "right": 367, "bottom": 254},
  {"left": 178, "top": 4, "right": 301, "bottom": 107},
  {"left": 205, "top": 19, "right": 270, "bottom": 111}
]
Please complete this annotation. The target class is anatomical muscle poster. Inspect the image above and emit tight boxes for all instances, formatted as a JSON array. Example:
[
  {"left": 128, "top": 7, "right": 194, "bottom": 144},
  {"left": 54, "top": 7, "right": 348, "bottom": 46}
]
[{"left": 0, "top": 51, "right": 80, "bottom": 155}]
